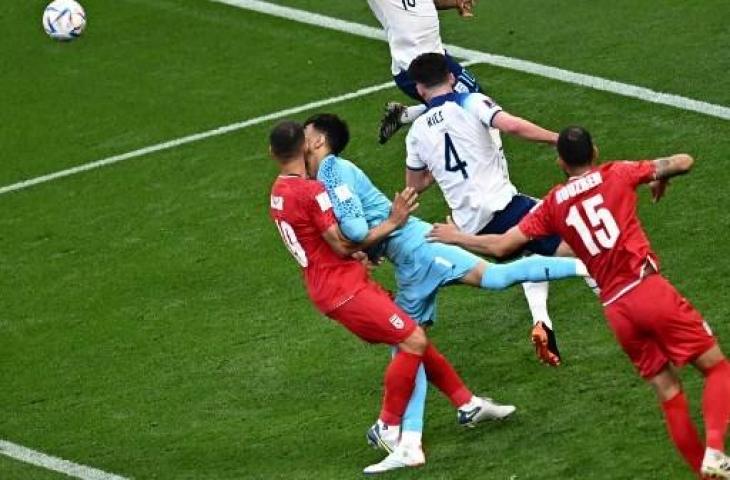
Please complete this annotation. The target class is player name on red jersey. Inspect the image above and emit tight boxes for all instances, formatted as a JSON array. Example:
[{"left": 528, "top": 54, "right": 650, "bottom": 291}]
[{"left": 556, "top": 171, "right": 603, "bottom": 204}]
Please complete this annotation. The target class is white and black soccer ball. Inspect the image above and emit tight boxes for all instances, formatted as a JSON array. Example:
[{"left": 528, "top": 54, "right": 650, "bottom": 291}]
[{"left": 43, "top": 0, "right": 86, "bottom": 41}]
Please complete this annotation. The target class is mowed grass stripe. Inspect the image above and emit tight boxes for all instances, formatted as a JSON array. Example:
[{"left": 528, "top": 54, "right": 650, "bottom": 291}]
[{"left": 0, "top": 82, "right": 392, "bottom": 197}]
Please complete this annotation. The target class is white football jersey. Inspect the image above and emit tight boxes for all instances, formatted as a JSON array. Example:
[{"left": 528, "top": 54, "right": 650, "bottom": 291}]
[
  {"left": 367, "top": 0, "right": 444, "bottom": 75},
  {"left": 406, "top": 92, "right": 518, "bottom": 234}
]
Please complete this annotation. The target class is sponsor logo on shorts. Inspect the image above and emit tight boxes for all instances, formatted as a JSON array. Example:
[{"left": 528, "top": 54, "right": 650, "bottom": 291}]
[{"left": 389, "top": 314, "right": 404, "bottom": 330}]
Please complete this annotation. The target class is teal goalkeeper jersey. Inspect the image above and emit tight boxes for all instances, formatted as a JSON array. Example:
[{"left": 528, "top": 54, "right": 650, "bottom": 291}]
[{"left": 315, "top": 154, "right": 431, "bottom": 266}]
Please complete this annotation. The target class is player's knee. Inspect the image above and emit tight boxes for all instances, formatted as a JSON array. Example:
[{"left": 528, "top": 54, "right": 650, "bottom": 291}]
[
  {"left": 648, "top": 367, "right": 682, "bottom": 402},
  {"left": 694, "top": 345, "right": 727, "bottom": 374},
  {"left": 400, "top": 327, "right": 427, "bottom": 355}
]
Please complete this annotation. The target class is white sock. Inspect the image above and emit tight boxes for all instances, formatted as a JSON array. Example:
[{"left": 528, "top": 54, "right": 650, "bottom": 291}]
[
  {"left": 400, "top": 104, "right": 427, "bottom": 124},
  {"left": 575, "top": 260, "right": 589, "bottom": 277},
  {"left": 522, "top": 282, "right": 552, "bottom": 329},
  {"left": 399, "top": 430, "right": 422, "bottom": 448},
  {"left": 378, "top": 420, "right": 400, "bottom": 441},
  {"left": 584, "top": 276, "right": 601, "bottom": 296}
]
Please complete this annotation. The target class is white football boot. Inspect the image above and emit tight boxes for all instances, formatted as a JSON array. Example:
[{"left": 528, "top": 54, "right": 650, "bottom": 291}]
[
  {"left": 363, "top": 442, "right": 425, "bottom": 475},
  {"left": 701, "top": 448, "right": 730, "bottom": 479},
  {"left": 457, "top": 396, "right": 516, "bottom": 428},
  {"left": 366, "top": 420, "right": 399, "bottom": 453}
]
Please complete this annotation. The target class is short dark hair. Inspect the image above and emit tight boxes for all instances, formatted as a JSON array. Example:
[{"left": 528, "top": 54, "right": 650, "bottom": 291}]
[
  {"left": 408, "top": 53, "right": 450, "bottom": 88},
  {"left": 269, "top": 120, "right": 304, "bottom": 161},
  {"left": 304, "top": 113, "right": 350, "bottom": 156},
  {"left": 557, "top": 126, "right": 594, "bottom": 167}
]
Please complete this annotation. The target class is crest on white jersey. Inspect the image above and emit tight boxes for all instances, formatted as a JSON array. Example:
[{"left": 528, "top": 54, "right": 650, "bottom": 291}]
[{"left": 316, "top": 192, "right": 332, "bottom": 212}]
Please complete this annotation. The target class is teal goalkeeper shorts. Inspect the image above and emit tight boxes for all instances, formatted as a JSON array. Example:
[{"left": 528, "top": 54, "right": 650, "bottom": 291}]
[{"left": 393, "top": 241, "right": 482, "bottom": 325}]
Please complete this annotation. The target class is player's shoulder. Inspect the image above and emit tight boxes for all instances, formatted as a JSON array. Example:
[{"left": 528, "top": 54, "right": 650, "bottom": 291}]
[
  {"left": 597, "top": 160, "right": 642, "bottom": 180},
  {"left": 319, "top": 155, "right": 360, "bottom": 179},
  {"left": 270, "top": 177, "right": 308, "bottom": 214},
  {"left": 455, "top": 92, "right": 499, "bottom": 110},
  {"left": 541, "top": 183, "right": 565, "bottom": 205}
]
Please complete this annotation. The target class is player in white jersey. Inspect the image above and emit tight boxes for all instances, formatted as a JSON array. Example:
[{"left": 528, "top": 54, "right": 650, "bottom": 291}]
[
  {"left": 406, "top": 52, "right": 586, "bottom": 366},
  {"left": 366, "top": 0, "right": 481, "bottom": 144}
]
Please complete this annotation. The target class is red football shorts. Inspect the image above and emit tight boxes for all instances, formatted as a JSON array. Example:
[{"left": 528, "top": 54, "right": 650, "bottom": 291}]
[
  {"left": 604, "top": 274, "right": 717, "bottom": 379},
  {"left": 327, "top": 281, "right": 417, "bottom": 345}
]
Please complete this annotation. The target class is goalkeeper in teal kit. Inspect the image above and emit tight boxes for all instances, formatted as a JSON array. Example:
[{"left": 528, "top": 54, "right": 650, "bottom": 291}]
[{"left": 303, "top": 113, "right": 588, "bottom": 474}]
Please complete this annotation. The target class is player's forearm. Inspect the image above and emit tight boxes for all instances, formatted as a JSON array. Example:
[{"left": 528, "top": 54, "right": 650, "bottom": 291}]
[
  {"left": 494, "top": 113, "right": 558, "bottom": 145},
  {"left": 653, "top": 154, "right": 695, "bottom": 181},
  {"left": 358, "top": 219, "right": 399, "bottom": 251},
  {"left": 510, "top": 120, "right": 557, "bottom": 145},
  {"left": 405, "top": 169, "right": 434, "bottom": 193},
  {"left": 433, "top": 0, "right": 459, "bottom": 10},
  {"left": 451, "top": 232, "right": 513, "bottom": 257}
]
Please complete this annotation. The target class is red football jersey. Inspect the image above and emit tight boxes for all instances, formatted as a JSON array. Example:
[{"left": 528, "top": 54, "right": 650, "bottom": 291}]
[
  {"left": 269, "top": 175, "right": 369, "bottom": 313},
  {"left": 519, "top": 161, "right": 660, "bottom": 305}
]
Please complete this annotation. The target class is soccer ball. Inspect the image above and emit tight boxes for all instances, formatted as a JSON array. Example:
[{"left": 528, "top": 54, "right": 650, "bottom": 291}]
[{"left": 43, "top": 0, "right": 86, "bottom": 41}]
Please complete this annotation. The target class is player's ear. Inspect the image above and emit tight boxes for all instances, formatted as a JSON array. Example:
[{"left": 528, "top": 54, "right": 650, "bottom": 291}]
[
  {"left": 447, "top": 72, "right": 456, "bottom": 87},
  {"left": 416, "top": 83, "right": 427, "bottom": 100},
  {"left": 556, "top": 156, "right": 567, "bottom": 172},
  {"left": 592, "top": 145, "right": 600, "bottom": 163}
]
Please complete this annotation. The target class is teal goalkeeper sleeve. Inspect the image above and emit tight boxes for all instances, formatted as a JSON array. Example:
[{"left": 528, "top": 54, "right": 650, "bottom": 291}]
[{"left": 480, "top": 256, "right": 582, "bottom": 290}]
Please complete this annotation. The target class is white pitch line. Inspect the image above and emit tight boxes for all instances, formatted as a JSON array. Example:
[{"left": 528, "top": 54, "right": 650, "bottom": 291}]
[
  {"left": 0, "top": 81, "right": 395, "bottom": 196},
  {"left": 213, "top": 0, "right": 730, "bottom": 122},
  {"left": 2, "top": 3, "right": 728, "bottom": 197},
  {"left": 0, "top": 440, "right": 129, "bottom": 480}
]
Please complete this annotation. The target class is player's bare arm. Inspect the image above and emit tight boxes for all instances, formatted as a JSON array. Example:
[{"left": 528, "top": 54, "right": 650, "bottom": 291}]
[
  {"left": 405, "top": 168, "right": 434, "bottom": 193},
  {"left": 491, "top": 111, "right": 559, "bottom": 145},
  {"left": 323, "top": 187, "right": 420, "bottom": 256},
  {"left": 649, "top": 154, "right": 695, "bottom": 202},
  {"left": 428, "top": 220, "right": 530, "bottom": 258},
  {"left": 433, "top": 0, "right": 476, "bottom": 17}
]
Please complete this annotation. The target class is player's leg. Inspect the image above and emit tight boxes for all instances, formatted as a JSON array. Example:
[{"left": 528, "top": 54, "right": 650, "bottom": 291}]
[
  {"left": 458, "top": 255, "right": 587, "bottom": 289},
  {"left": 477, "top": 194, "right": 567, "bottom": 363},
  {"left": 327, "top": 284, "right": 425, "bottom": 471},
  {"left": 378, "top": 72, "right": 427, "bottom": 144},
  {"left": 368, "top": 349, "right": 427, "bottom": 454},
  {"left": 371, "top": 293, "right": 440, "bottom": 454},
  {"left": 647, "top": 366, "right": 705, "bottom": 473},
  {"left": 605, "top": 281, "right": 706, "bottom": 474},
  {"left": 642, "top": 275, "right": 730, "bottom": 477},
  {"left": 694, "top": 346, "right": 730, "bottom": 478},
  {"left": 366, "top": 335, "right": 515, "bottom": 474},
  {"left": 555, "top": 240, "right": 602, "bottom": 296}
]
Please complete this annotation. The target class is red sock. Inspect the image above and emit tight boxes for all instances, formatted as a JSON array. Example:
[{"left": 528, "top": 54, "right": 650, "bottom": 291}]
[
  {"left": 379, "top": 350, "right": 422, "bottom": 426},
  {"left": 703, "top": 359, "right": 730, "bottom": 451},
  {"left": 661, "top": 391, "right": 704, "bottom": 472},
  {"left": 421, "top": 344, "right": 472, "bottom": 408}
]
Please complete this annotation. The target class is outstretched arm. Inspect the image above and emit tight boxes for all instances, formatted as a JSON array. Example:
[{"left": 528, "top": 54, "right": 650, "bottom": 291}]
[
  {"left": 491, "top": 111, "right": 558, "bottom": 145},
  {"left": 323, "top": 188, "right": 419, "bottom": 256},
  {"left": 647, "top": 154, "right": 695, "bottom": 202},
  {"left": 428, "top": 221, "right": 530, "bottom": 258},
  {"left": 653, "top": 153, "right": 695, "bottom": 180}
]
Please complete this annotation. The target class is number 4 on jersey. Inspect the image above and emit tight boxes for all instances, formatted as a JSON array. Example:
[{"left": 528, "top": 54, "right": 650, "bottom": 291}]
[
  {"left": 566, "top": 194, "right": 620, "bottom": 256},
  {"left": 444, "top": 133, "right": 468, "bottom": 180}
]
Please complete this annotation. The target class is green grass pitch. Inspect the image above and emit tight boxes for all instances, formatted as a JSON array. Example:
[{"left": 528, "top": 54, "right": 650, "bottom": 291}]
[{"left": 2, "top": 1, "right": 729, "bottom": 478}]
